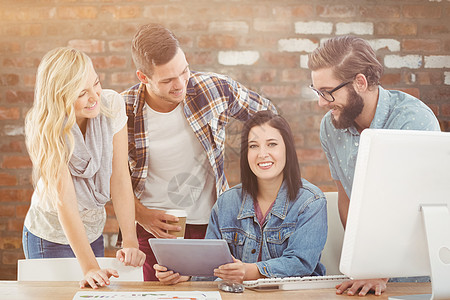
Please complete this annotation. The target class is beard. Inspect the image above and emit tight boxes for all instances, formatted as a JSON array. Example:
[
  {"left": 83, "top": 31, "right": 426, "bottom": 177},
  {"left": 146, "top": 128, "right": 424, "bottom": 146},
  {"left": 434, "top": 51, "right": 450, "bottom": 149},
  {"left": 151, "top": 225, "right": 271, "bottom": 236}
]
[{"left": 331, "top": 87, "right": 364, "bottom": 129}]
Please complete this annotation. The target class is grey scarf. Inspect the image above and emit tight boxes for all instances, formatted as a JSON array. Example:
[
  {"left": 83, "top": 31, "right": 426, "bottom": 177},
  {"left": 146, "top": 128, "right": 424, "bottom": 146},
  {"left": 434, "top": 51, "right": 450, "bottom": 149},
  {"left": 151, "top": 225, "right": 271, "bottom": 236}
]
[{"left": 69, "top": 114, "right": 113, "bottom": 210}]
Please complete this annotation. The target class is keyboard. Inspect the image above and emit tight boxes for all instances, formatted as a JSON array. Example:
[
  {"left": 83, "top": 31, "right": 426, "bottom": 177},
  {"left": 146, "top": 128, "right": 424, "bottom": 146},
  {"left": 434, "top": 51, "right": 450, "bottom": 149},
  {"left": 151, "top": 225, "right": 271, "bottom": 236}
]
[{"left": 243, "top": 274, "right": 350, "bottom": 290}]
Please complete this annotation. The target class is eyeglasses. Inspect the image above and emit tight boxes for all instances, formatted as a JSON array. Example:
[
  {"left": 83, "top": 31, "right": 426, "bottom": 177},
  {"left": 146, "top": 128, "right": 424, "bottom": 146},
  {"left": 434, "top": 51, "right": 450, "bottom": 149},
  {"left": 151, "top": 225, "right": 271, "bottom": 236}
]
[{"left": 309, "top": 81, "right": 352, "bottom": 102}]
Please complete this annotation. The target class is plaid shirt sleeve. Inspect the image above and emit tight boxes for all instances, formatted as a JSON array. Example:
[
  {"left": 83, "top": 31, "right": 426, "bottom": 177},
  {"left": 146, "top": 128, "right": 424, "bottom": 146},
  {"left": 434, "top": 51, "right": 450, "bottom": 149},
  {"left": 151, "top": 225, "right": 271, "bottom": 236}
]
[
  {"left": 185, "top": 72, "right": 277, "bottom": 197},
  {"left": 121, "top": 83, "right": 148, "bottom": 198}
]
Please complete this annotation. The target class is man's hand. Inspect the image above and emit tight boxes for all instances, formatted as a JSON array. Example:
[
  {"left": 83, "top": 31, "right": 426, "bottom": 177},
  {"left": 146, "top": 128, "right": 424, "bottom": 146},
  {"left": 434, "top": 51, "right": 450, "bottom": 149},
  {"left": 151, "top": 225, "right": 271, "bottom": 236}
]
[
  {"left": 135, "top": 204, "right": 180, "bottom": 238},
  {"left": 336, "top": 278, "right": 388, "bottom": 296}
]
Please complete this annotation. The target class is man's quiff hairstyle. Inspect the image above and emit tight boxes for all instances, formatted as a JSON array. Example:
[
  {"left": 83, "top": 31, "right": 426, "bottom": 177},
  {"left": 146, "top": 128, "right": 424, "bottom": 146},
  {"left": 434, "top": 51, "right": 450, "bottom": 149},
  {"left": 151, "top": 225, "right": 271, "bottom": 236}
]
[
  {"left": 131, "top": 23, "right": 180, "bottom": 77},
  {"left": 308, "top": 35, "right": 383, "bottom": 88}
]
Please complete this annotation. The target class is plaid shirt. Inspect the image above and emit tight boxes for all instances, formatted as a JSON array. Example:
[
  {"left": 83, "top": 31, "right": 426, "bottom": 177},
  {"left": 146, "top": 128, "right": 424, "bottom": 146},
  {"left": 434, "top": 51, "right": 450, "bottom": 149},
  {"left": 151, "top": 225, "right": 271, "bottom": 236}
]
[{"left": 121, "top": 71, "right": 277, "bottom": 200}]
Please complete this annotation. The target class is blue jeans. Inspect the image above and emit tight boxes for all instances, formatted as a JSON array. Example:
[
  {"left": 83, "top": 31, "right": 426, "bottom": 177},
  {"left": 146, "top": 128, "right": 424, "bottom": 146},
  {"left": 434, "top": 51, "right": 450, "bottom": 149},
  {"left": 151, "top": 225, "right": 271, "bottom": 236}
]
[{"left": 22, "top": 226, "right": 104, "bottom": 258}]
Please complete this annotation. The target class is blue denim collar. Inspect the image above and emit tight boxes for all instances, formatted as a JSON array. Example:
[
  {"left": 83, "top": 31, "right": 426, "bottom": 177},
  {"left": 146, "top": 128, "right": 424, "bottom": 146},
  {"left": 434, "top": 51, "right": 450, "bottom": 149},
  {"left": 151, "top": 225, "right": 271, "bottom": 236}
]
[{"left": 237, "top": 181, "right": 289, "bottom": 220}]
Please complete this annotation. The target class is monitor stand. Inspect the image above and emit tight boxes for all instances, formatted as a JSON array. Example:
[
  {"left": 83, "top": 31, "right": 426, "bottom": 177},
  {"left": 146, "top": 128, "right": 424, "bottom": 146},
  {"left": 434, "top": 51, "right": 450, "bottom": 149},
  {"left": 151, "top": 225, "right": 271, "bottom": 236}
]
[{"left": 389, "top": 204, "right": 450, "bottom": 300}]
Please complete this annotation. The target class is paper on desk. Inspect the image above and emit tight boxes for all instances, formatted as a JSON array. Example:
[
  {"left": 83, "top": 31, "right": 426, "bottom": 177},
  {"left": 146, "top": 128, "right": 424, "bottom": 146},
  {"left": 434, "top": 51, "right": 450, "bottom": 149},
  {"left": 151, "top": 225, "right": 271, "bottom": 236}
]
[{"left": 72, "top": 291, "right": 222, "bottom": 300}]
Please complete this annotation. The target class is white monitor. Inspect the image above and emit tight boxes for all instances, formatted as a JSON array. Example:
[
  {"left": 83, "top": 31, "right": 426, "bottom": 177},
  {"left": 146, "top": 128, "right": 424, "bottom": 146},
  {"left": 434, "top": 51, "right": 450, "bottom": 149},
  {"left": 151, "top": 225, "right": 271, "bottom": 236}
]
[{"left": 339, "top": 129, "right": 450, "bottom": 300}]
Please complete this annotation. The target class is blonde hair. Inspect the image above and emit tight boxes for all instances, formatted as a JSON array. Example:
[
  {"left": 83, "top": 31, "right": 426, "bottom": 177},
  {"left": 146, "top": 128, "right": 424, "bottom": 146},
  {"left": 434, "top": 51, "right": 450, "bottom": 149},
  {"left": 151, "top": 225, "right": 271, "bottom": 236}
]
[{"left": 25, "top": 47, "right": 96, "bottom": 207}]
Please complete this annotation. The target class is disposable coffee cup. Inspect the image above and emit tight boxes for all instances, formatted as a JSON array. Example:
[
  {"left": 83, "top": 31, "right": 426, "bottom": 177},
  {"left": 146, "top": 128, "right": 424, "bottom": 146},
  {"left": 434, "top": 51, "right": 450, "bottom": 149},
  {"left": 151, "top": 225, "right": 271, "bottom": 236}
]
[{"left": 165, "top": 209, "right": 187, "bottom": 239}]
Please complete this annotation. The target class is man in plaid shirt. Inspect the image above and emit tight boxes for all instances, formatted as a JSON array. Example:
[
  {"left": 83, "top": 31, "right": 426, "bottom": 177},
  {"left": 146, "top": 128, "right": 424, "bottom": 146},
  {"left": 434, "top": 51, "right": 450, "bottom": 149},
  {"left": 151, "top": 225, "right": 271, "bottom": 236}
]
[{"left": 121, "top": 23, "right": 276, "bottom": 281}]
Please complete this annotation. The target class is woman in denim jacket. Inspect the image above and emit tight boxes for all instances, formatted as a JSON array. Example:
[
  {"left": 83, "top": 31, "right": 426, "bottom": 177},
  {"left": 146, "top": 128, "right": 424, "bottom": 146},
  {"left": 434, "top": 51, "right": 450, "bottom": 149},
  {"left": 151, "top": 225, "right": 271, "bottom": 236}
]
[{"left": 155, "top": 110, "right": 327, "bottom": 283}]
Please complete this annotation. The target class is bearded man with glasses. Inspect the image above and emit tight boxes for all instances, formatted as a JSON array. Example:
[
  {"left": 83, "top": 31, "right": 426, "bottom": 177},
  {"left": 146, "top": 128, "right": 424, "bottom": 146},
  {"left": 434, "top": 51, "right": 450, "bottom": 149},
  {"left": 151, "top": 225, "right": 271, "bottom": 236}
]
[{"left": 308, "top": 35, "right": 440, "bottom": 297}]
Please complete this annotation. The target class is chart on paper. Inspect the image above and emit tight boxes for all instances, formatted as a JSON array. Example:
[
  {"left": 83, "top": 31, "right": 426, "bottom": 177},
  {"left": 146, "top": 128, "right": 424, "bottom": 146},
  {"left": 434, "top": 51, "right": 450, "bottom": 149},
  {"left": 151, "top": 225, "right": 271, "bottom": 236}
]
[{"left": 73, "top": 291, "right": 222, "bottom": 300}]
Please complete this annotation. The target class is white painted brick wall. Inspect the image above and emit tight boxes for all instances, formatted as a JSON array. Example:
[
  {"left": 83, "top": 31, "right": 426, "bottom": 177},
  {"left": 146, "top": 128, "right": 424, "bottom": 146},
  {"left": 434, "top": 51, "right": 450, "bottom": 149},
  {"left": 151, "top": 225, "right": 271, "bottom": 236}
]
[
  {"left": 218, "top": 51, "right": 260, "bottom": 66},
  {"left": 335, "top": 22, "right": 374, "bottom": 35},
  {"left": 445, "top": 72, "right": 450, "bottom": 85},
  {"left": 278, "top": 38, "right": 318, "bottom": 52},
  {"left": 300, "top": 55, "right": 309, "bottom": 69},
  {"left": 424, "top": 56, "right": 450, "bottom": 68},
  {"left": 3, "top": 125, "right": 24, "bottom": 136},
  {"left": 368, "top": 39, "right": 401, "bottom": 52},
  {"left": 208, "top": 21, "right": 249, "bottom": 34},
  {"left": 254, "top": 19, "right": 290, "bottom": 32},
  {"left": 294, "top": 21, "right": 333, "bottom": 35},
  {"left": 384, "top": 55, "right": 422, "bottom": 69}
]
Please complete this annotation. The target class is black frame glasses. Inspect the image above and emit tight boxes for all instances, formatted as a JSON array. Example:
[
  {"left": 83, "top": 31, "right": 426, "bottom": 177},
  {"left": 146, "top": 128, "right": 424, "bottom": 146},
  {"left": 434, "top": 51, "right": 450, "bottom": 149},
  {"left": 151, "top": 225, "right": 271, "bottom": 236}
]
[{"left": 309, "top": 81, "right": 352, "bottom": 102}]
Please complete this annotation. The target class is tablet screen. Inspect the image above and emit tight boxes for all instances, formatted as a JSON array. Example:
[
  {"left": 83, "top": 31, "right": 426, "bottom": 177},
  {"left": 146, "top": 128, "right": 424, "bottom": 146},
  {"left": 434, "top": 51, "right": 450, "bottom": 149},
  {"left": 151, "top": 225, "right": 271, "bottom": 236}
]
[{"left": 149, "top": 239, "right": 233, "bottom": 276}]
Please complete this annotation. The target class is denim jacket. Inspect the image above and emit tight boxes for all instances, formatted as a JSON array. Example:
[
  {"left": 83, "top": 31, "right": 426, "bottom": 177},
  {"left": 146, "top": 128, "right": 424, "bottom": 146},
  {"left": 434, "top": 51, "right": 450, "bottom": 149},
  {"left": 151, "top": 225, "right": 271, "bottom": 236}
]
[{"left": 205, "top": 179, "right": 327, "bottom": 278}]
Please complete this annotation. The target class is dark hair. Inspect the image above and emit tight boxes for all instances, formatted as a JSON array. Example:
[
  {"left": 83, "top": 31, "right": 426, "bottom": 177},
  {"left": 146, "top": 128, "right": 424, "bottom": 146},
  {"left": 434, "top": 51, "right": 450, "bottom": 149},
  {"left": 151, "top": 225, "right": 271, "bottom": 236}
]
[
  {"left": 240, "top": 110, "right": 302, "bottom": 201},
  {"left": 308, "top": 35, "right": 383, "bottom": 88},
  {"left": 131, "top": 23, "right": 180, "bottom": 77}
]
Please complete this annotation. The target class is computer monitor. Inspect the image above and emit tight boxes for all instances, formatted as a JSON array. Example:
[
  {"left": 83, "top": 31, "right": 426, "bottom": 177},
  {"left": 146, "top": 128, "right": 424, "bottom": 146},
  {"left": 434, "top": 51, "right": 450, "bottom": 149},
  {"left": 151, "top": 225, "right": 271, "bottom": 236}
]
[{"left": 339, "top": 129, "right": 450, "bottom": 300}]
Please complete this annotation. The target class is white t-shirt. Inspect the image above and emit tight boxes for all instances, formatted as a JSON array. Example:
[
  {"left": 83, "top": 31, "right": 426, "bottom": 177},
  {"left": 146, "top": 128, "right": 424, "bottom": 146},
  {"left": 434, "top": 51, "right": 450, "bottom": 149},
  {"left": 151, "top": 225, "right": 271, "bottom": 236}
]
[
  {"left": 24, "top": 89, "right": 127, "bottom": 244},
  {"left": 140, "top": 103, "right": 216, "bottom": 224}
]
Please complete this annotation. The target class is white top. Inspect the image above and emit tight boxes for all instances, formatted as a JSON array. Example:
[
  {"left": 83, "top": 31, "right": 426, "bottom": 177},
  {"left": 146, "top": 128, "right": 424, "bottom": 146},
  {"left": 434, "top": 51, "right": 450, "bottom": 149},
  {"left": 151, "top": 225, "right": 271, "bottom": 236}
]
[
  {"left": 24, "top": 89, "right": 127, "bottom": 244},
  {"left": 140, "top": 103, "right": 215, "bottom": 224}
]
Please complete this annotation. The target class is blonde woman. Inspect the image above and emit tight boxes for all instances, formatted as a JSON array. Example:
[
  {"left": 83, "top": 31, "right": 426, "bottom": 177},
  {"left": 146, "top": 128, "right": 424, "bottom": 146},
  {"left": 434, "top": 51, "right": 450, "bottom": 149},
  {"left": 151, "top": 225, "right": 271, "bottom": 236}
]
[{"left": 22, "top": 47, "right": 145, "bottom": 289}]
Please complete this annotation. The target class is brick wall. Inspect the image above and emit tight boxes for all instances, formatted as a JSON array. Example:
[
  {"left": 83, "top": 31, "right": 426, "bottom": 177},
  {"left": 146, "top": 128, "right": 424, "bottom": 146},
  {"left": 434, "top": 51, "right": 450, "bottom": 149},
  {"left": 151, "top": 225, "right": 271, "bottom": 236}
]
[{"left": 1, "top": 0, "right": 449, "bottom": 280}]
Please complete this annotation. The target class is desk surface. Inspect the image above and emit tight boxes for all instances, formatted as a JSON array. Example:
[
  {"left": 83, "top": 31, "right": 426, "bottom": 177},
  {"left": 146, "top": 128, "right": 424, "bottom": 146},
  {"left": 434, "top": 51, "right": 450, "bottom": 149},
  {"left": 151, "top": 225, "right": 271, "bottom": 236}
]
[{"left": 0, "top": 281, "right": 431, "bottom": 300}]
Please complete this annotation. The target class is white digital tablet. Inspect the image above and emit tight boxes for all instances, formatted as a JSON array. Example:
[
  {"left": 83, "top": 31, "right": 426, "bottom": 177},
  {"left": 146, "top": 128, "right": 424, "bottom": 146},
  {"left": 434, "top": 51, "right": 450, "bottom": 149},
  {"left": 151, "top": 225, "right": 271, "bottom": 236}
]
[{"left": 149, "top": 239, "right": 233, "bottom": 276}]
